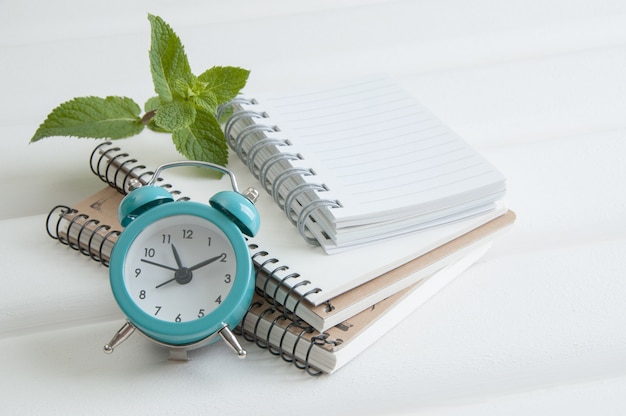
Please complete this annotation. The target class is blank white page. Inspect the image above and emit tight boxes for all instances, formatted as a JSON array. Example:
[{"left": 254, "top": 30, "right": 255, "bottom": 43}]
[{"left": 258, "top": 77, "right": 506, "bottom": 224}]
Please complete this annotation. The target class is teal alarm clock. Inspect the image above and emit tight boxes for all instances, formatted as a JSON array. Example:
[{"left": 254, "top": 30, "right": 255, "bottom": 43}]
[{"left": 104, "top": 161, "right": 260, "bottom": 361}]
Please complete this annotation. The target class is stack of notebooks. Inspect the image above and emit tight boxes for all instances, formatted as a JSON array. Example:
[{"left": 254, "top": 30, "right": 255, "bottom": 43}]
[{"left": 46, "top": 77, "right": 515, "bottom": 375}]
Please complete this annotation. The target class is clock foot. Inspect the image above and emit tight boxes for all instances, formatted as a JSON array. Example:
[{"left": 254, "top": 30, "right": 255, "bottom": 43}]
[
  {"left": 219, "top": 326, "right": 247, "bottom": 358},
  {"left": 104, "top": 321, "right": 136, "bottom": 354},
  {"left": 168, "top": 349, "right": 190, "bottom": 361}
]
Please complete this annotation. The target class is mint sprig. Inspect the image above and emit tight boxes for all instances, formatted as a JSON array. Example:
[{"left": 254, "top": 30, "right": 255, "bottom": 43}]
[
  {"left": 30, "top": 14, "right": 249, "bottom": 167},
  {"left": 30, "top": 96, "right": 144, "bottom": 141}
]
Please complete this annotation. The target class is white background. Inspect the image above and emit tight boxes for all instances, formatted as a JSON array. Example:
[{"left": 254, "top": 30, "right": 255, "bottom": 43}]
[{"left": 1, "top": 1, "right": 626, "bottom": 414}]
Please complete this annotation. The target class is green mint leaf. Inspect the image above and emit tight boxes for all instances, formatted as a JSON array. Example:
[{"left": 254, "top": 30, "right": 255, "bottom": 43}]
[
  {"left": 172, "top": 74, "right": 196, "bottom": 99},
  {"left": 197, "top": 66, "right": 250, "bottom": 104},
  {"left": 143, "top": 96, "right": 168, "bottom": 132},
  {"left": 144, "top": 96, "right": 162, "bottom": 113},
  {"left": 148, "top": 14, "right": 192, "bottom": 102},
  {"left": 190, "top": 89, "right": 218, "bottom": 114},
  {"left": 171, "top": 75, "right": 218, "bottom": 113},
  {"left": 30, "top": 96, "right": 143, "bottom": 142},
  {"left": 145, "top": 121, "right": 169, "bottom": 133},
  {"left": 172, "top": 109, "right": 228, "bottom": 166},
  {"left": 217, "top": 106, "right": 235, "bottom": 124},
  {"left": 154, "top": 101, "right": 196, "bottom": 132}
]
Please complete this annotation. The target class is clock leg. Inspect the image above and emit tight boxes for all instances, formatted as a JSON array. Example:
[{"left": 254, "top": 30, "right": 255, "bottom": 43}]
[
  {"left": 218, "top": 326, "right": 247, "bottom": 358},
  {"left": 103, "top": 321, "right": 136, "bottom": 354}
]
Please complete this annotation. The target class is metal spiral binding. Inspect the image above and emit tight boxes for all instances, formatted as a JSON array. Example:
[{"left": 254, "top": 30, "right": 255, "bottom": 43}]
[
  {"left": 282, "top": 279, "right": 315, "bottom": 324},
  {"left": 291, "top": 286, "right": 323, "bottom": 322},
  {"left": 46, "top": 142, "right": 191, "bottom": 265},
  {"left": 246, "top": 138, "right": 290, "bottom": 177},
  {"left": 89, "top": 142, "right": 188, "bottom": 199},
  {"left": 271, "top": 167, "right": 314, "bottom": 210},
  {"left": 250, "top": 245, "right": 325, "bottom": 321},
  {"left": 75, "top": 218, "right": 100, "bottom": 256},
  {"left": 237, "top": 301, "right": 264, "bottom": 343},
  {"left": 283, "top": 183, "right": 328, "bottom": 226},
  {"left": 250, "top": 306, "right": 276, "bottom": 350},
  {"left": 264, "top": 314, "right": 290, "bottom": 357},
  {"left": 216, "top": 97, "right": 256, "bottom": 122},
  {"left": 87, "top": 224, "right": 120, "bottom": 266},
  {"left": 223, "top": 97, "right": 343, "bottom": 247},
  {"left": 297, "top": 199, "right": 342, "bottom": 245},
  {"left": 306, "top": 334, "right": 342, "bottom": 376},
  {"left": 291, "top": 326, "right": 318, "bottom": 372},
  {"left": 258, "top": 152, "right": 302, "bottom": 195},
  {"left": 223, "top": 110, "right": 267, "bottom": 149},
  {"left": 46, "top": 205, "right": 75, "bottom": 243},
  {"left": 234, "top": 124, "right": 278, "bottom": 162},
  {"left": 248, "top": 244, "right": 326, "bottom": 330},
  {"left": 263, "top": 265, "right": 291, "bottom": 306},
  {"left": 276, "top": 321, "right": 302, "bottom": 364},
  {"left": 45, "top": 205, "right": 120, "bottom": 266},
  {"left": 240, "top": 299, "right": 330, "bottom": 375},
  {"left": 65, "top": 212, "right": 90, "bottom": 251}
]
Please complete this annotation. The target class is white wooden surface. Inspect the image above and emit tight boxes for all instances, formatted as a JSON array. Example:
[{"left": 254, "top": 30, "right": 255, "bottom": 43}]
[{"left": 2, "top": 1, "right": 626, "bottom": 414}]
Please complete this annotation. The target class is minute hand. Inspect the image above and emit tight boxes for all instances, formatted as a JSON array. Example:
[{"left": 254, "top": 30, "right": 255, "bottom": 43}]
[
  {"left": 140, "top": 259, "right": 177, "bottom": 271},
  {"left": 189, "top": 253, "right": 226, "bottom": 271}
]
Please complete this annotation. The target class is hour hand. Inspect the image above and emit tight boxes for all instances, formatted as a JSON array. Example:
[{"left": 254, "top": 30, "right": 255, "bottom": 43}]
[{"left": 171, "top": 244, "right": 184, "bottom": 268}]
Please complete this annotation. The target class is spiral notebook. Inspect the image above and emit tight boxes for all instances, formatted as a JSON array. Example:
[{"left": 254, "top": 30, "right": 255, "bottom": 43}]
[
  {"left": 47, "top": 142, "right": 512, "bottom": 332},
  {"left": 220, "top": 76, "right": 507, "bottom": 254},
  {"left": 239, "top": 243, "right": 492, "bottom": 375},
  {"left": 44, "top": 141, "right": 514, "bottom": 373}
]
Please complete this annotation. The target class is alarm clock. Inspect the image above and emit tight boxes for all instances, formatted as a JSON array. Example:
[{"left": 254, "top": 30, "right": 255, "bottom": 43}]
[{"left": 103, "top": 161, "right": 260, "bottom": 361}]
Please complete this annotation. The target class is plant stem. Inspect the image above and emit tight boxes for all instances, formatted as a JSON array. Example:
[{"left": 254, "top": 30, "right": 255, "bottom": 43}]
[{"left": 141, "top": 110, "right": 156, "bottom": 125}]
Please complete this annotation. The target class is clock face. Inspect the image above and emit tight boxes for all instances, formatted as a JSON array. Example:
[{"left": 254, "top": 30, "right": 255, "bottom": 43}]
[{"left": 122, "top": 214, "right": 237, "bottom": 324}]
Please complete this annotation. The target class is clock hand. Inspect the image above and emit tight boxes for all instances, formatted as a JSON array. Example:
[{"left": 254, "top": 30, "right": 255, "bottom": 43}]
[
  {"left": 155, "top": 253, "right": 225, "bottom": 289},
  {"left": 148, "top": 256, "right": 181, "bottom": 289},
  {"left": 189, "top": 253, "right": 225, "bottom": 271},
  {"left": 171, "top": 244, "right": 184, "bottom": 268},
  {"left": 155, "top": 276, "right": 177, "bottom": 289},
  {"left": 140, "top": 259, "right": 178, "bottom": 271}
]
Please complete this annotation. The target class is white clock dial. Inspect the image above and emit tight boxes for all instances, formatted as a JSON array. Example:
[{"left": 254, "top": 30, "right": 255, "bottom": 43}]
[{"left": 123, "top": 214, "right": 237, "bottom": 323}]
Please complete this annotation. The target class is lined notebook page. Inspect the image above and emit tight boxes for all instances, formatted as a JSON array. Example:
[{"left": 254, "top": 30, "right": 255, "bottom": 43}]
[{"left": 258, "top": 77, "right": 505, "bottom": 224}]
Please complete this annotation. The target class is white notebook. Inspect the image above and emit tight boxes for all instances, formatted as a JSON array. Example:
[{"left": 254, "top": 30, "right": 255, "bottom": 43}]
[{"left": 221, "top": 76, "right": 506, "bottom": 253}]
